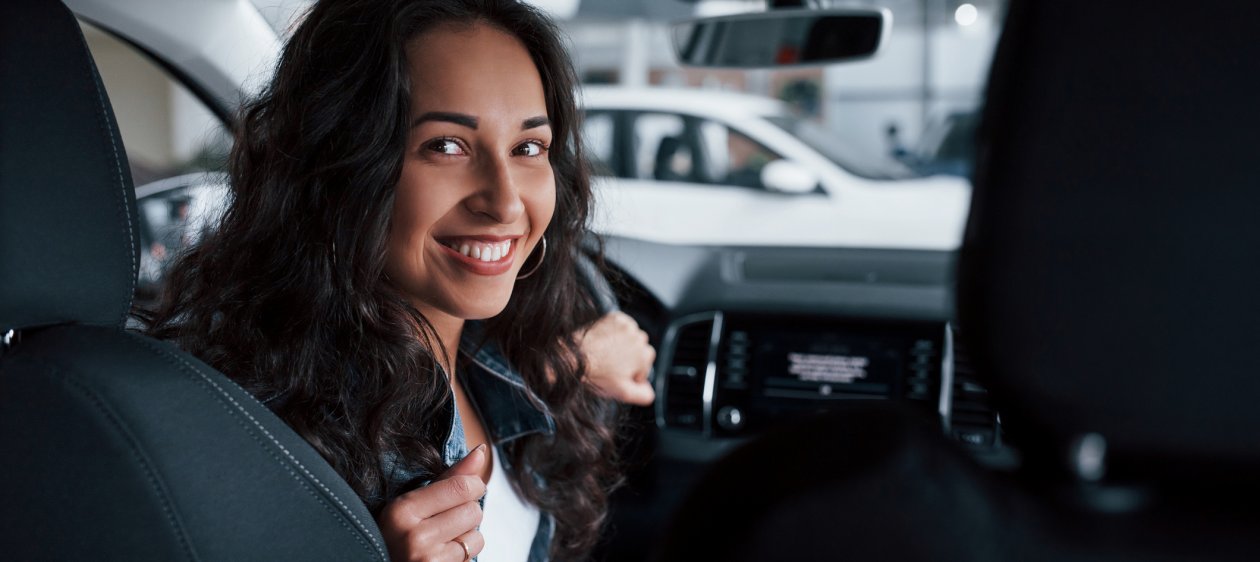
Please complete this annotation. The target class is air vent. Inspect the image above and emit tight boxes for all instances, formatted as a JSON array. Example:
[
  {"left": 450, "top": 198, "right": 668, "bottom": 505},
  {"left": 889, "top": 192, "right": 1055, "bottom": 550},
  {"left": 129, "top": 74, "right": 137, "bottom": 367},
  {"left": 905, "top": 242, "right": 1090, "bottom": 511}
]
[
  {"left": 659, "top": 314, "right": 717, "bottom": 431},
  {"left": 948, "top": 326, "right": 1000, "bottom": 449}
]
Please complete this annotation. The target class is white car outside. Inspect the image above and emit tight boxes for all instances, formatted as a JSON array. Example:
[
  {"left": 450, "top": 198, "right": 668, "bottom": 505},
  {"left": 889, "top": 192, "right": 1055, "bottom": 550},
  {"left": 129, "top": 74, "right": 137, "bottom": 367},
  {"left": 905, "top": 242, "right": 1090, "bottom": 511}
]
[
  {"left": 68, "top": 0, "right": 970, "bottom": 252},
  {"left": 582, "top": 86, "right": 972, "bottom": 250}
]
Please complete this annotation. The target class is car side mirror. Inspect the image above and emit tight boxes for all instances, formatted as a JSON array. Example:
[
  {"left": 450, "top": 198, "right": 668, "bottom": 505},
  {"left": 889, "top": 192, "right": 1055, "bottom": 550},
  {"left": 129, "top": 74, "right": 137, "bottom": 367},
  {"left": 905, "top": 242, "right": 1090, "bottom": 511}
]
[
  {"left": 673, "top": 8, "right": 889, "bottom": 68},
  {"left": 760, "top": 160, "right": 819, "bottom": 194}
]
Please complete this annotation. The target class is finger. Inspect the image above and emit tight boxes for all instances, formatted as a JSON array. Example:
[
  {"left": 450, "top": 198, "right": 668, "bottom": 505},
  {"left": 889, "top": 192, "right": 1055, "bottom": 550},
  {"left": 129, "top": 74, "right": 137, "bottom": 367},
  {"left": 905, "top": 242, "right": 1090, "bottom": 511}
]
[
  {"left": 393, "top": 474, "right": 486, "bottom": 521},
  {"left": 641, "top": 345, "right": 656, "bottom": 369},
  {"left": 633, "top": 347, "right": 656, "bottom": 380},
  {"left": 452, "top": 530, "right": 485, "bottom": 560},
  {"left": 439, "top": 443, "right": 489, "bottom": 480},
  {"left": 612, "top": 310, "right": 635, "bottom": 327},
  {"left": 617, "top": 379, "right": 656, "bottom": 406},
  {"left": 592, "top": 312, "right": 620, "bottom": 333},
  {"left": 634, "top": 328, "right": 649, "bottom": 345},
  {"left": 410, "top": 500, "right": 482, "bottom": 548},
  {"left": 635, "top": 367, "right": 654, "bottom": 385}
]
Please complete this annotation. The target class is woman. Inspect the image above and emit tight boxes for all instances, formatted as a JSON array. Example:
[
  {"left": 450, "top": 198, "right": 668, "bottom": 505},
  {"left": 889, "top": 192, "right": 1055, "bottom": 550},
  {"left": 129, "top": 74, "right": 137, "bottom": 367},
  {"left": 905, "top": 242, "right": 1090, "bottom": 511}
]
[{"left": 143, "top": 1, "right": 653, "bottom": 560}]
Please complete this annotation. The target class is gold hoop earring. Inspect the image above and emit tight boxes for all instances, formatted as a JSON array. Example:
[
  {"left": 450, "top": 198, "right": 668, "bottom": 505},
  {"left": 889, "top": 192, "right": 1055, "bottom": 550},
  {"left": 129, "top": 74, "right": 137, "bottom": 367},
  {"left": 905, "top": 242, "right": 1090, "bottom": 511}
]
[{"left": 516, "top": 237, "right": 547, "bottom": 280}]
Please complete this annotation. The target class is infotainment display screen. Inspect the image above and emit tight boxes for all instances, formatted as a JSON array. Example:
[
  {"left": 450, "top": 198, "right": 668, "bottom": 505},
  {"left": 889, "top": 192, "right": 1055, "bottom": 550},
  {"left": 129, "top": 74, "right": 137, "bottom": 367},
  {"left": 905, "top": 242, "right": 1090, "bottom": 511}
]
[
  {"left": 749, "top": 330, "right": 902, "bottom": 399},
  {"left": 712, "top": 314, "right": 942, "bottom": 435}
]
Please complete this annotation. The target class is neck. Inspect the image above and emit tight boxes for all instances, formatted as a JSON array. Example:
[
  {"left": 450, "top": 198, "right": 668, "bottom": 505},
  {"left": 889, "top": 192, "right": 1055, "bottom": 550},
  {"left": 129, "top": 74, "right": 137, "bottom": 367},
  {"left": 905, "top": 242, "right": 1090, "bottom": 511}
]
[{"left": 415, "top": 307, "right": 464, "bottom": 378}]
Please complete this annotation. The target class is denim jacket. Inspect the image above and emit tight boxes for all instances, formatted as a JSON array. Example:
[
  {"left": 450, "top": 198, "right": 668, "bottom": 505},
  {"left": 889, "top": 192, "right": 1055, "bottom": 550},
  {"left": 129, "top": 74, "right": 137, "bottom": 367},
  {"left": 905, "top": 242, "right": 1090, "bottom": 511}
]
[{"left": 384, "top": 322, "right": 557, "bottom": 562}]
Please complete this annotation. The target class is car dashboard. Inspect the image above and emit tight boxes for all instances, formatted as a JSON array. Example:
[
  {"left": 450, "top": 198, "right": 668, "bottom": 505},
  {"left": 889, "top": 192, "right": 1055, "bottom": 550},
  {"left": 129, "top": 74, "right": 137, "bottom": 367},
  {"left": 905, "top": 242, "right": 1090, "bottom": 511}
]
[
  {"left": 597, "top": 235, "right": 1010, "bottom": 560},
  {"left": 602, "top": 235, "right": 1007, "bottom": 464}
]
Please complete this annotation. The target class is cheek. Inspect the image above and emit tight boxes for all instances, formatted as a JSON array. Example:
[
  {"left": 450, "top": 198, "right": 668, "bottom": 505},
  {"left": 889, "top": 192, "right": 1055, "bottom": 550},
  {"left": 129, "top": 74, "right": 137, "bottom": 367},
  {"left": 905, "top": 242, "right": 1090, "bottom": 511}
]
[
  {"left": 386, "top": 171, "right": 456, "bottom": 268},
  {"left": 388, "top": 189, "right": 424, "bottom": 257},
  {"left": 527, "top": 168, "right": 558, "bottom": 231},
  {"left": 383, "top": 204, "right": 419, "bottom": 281}
]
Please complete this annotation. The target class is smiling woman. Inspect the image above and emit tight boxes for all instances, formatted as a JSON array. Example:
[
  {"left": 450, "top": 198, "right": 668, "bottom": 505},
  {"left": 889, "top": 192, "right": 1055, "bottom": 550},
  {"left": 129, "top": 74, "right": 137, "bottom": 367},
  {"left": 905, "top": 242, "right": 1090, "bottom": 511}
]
[
  {"left": 140, "top": 1, "right": 620, "bottom": 561},
  {"left": 389, "top": 23, "right": 557, "bottom": 341}
]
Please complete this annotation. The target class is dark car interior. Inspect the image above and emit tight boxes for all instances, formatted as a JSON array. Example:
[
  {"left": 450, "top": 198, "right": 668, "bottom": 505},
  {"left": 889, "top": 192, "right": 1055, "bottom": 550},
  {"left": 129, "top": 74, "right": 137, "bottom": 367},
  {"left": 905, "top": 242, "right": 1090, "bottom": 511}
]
[
  {"left": 3, "top": 0, "right": 1259, "bottom": 560},
  {"left": 627, "top": 1, "right": 1260, "bottom": 560}
]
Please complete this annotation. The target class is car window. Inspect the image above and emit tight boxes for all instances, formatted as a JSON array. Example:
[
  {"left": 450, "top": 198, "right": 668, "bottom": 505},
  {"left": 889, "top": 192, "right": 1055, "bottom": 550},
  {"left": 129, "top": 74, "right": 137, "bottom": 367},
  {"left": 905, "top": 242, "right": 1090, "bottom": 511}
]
[
  {"left": 134, "top": 175, "right": 230, "bottom": 298},
  {"left": 764, "top": 114, "right": 911, "bottom": 181},
  {"left": 583, "top": 110, "right": 616, "bottom": 176},
  {"left": 79, "top": 20, "right": 231, "bottom": 302},
  {"left": 633, "top": 112, "right": 695, "bottom": 182},
  {"left": 697, "top": 120, "right": 784, "bottom": 190},
  {"left": 629, "top": 111, "right": 787, "bottom": 190}
]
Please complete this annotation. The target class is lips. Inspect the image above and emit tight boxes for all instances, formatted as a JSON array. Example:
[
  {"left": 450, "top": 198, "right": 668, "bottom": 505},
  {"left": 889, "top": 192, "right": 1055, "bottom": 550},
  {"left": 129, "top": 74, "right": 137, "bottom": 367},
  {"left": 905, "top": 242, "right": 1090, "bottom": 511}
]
[{"left": 434, "top": 235, "right": 521, "bottom": 275}]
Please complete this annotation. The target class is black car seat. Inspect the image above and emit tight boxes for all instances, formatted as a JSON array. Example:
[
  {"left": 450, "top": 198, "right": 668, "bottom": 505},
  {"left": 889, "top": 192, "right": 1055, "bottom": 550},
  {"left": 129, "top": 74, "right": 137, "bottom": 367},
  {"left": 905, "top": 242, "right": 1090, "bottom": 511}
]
[
  {"left": 656, "top": 1, "right": 1260, "bottom": 560},
  {"left": 0, "top": 1, "right": 388, "bottom": 559}
]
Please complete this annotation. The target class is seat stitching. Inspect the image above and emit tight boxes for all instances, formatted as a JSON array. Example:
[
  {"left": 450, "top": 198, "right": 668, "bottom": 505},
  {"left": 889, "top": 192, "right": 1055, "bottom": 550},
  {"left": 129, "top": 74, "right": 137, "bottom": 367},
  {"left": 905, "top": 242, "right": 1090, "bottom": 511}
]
[
  {"left": 128, "top": 332, "right": 388, "bottom": 559},
  {"left": 27, "top": 358, "right": 200, "bottom": 562},
  {"left": 129, "top": 336, "right": 383, "bottom": 557},
  {"left": 72, "top": 23, "right": 137, "bottom": 326}
]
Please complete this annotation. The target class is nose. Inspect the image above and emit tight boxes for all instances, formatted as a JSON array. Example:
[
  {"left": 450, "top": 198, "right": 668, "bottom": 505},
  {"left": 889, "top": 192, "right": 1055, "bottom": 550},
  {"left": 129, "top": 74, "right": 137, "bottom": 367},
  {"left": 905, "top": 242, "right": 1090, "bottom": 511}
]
[{"left": 464, "top": 153, "right": 525, "bottom": 224}]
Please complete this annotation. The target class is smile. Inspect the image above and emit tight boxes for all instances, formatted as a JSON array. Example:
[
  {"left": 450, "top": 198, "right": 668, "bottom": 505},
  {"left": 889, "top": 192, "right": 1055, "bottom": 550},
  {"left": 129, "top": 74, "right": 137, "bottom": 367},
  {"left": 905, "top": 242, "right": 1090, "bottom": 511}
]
[
  {"left": 435, "top": 236, "right": 521, "bottom": 276},
  {"left": 440, "top": 238, "right": 513, "bottom": 262}
]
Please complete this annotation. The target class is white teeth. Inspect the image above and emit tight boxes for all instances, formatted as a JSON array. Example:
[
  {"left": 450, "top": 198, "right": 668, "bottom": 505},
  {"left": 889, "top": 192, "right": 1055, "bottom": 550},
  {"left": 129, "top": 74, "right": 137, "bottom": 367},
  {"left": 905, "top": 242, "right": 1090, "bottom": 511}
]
[{"left": 447, "top": 239, "right": 512, "bottom": 262}]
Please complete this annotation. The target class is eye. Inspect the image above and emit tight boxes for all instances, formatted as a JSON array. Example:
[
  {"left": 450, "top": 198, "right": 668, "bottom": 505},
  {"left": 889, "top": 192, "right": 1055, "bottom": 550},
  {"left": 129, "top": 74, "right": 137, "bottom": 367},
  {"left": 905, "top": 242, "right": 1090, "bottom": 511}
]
[
  {"left": 424, "top": 137, "right": 465, "bottom": 156},
  {"left": 514, "top": 140, "right": 549, "bottom": 157}
]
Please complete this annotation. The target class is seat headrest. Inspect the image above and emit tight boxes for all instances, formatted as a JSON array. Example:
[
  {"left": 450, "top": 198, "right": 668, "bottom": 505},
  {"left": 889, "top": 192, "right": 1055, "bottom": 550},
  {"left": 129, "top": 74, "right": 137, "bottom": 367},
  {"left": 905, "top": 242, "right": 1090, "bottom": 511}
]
[
  {"left": 0, "top": 0, "right": 140, "bottom": 331},
  {"left": 959, "top": 0, "right": 1260, "bottom": 477}
]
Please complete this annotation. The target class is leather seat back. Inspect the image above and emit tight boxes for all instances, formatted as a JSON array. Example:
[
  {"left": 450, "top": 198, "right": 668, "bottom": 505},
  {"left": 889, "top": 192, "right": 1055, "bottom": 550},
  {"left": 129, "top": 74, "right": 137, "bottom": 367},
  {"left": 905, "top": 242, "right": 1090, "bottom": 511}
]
[{"left": 0, "top": 1, "right": 387, "bottom": 559}]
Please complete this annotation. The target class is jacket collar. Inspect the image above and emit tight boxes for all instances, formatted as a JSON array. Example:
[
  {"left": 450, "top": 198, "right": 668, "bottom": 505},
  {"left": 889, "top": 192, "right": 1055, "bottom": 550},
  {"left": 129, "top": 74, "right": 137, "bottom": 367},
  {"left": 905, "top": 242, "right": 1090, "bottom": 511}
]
[{"left": 457, "top": 322, "right": 556, "bottom": 444}]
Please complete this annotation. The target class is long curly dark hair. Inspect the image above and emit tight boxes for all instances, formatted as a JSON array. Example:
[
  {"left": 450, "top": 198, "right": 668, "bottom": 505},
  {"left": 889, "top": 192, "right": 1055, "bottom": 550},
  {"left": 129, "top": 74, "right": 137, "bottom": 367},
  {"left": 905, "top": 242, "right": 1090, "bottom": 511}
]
[{"left": 140, "top": 0, "right": 619, "bottom": 558}]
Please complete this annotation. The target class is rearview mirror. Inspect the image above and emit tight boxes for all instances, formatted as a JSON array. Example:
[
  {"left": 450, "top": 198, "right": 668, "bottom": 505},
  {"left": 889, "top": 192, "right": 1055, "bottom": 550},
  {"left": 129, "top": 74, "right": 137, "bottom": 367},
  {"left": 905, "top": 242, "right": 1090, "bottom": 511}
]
[{"left": 672, "top": 8, "right": 889, "bottom": 68}]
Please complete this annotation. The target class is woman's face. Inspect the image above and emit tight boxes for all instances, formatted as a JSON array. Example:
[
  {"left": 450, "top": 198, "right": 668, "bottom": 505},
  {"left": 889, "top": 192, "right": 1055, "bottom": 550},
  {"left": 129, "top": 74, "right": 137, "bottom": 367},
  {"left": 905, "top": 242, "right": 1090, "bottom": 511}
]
[{"left": 386, "top": 23, "right": 556, "bottom": 326}]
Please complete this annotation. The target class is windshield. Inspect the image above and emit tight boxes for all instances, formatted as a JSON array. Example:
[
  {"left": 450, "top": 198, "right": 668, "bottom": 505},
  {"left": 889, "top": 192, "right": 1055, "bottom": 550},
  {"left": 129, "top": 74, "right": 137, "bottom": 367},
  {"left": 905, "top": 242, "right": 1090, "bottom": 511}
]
[{"left": 765, "top": 114, "right": 915, "bottom": 181}]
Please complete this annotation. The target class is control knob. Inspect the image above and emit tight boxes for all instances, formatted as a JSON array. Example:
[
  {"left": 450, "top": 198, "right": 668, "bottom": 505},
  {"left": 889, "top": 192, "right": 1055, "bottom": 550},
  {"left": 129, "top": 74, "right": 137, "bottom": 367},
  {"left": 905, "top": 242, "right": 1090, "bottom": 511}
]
[{"left": 717, "top": 406, "right": 744, "bottom": 431}]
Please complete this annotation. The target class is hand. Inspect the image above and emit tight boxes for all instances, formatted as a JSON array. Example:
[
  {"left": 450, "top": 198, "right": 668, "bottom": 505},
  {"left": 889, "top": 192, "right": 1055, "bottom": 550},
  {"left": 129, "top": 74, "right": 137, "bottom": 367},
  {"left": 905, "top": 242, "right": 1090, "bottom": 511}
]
[
  {"left": 579, "top": 311, "right": 657, "bottom": 406},
  {"left": 378, "top": 445, "right": 488, "bottom": 562}
]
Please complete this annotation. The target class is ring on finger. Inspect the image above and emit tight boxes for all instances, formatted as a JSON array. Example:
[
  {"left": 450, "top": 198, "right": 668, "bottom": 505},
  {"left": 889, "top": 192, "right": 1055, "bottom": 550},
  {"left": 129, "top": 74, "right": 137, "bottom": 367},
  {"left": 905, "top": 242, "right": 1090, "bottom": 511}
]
[{"left": 454, "top": 537, "right": 471, "bottom": 561}]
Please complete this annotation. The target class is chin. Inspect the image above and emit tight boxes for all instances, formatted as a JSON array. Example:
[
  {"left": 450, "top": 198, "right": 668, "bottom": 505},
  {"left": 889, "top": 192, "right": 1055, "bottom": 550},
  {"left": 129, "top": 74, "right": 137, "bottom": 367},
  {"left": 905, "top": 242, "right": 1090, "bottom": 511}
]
[
  {"left": 462, "top": 305, "right": 510, "bottom": 321},
  {"left": 455, "top": 292, "right": 516, "bottom": 321}
]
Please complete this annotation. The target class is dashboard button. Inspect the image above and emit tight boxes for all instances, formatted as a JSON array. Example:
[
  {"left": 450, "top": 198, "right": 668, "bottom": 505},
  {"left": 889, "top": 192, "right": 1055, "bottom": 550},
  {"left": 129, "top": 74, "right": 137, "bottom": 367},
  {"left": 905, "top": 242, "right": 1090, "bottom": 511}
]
[
  {"left": 954, "top": 428, "right": 995, "bottom": 447},
  {"left": 717, "top": 406, "right": 744, "bottom": 431}
]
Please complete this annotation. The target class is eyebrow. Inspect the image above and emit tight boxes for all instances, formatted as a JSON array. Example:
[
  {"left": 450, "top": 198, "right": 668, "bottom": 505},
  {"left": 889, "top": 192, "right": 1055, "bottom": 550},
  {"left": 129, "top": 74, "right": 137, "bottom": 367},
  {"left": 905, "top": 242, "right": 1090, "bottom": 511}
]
[
  {"left": 521, "top": 116, "right": 550, "bottom": 130},
  {"left": 412, "top": 111, "right": 477, "bottom": 129},
  {"left": 409, "top": 112, "right": 551, "bottom": 131}
]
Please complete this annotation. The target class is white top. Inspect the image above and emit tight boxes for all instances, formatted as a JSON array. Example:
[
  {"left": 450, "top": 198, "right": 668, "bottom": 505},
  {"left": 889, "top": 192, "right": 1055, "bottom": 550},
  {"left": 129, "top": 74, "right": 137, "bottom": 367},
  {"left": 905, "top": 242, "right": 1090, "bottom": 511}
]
[{"left": 477, "top": 448, "right": 541, "bottom": 561}]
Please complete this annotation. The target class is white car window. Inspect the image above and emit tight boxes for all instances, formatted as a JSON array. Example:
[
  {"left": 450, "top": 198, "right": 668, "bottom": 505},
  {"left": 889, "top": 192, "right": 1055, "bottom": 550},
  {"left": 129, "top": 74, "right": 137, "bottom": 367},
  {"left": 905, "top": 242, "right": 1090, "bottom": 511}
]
[
  {"left": 632, "top": 113, "right": 690, "bottom": 181},
  {"left": 697, "top": 120, "right": 784, "bottom": 190},
  {"left": 134, "top": 176, "right": 229, "bottom": 297},
  {"left": 629, "top": 111, "right": 786, "bottom": 189},
  {"left": 583, "top": 110, "right": 615, "bottom": 176}
]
